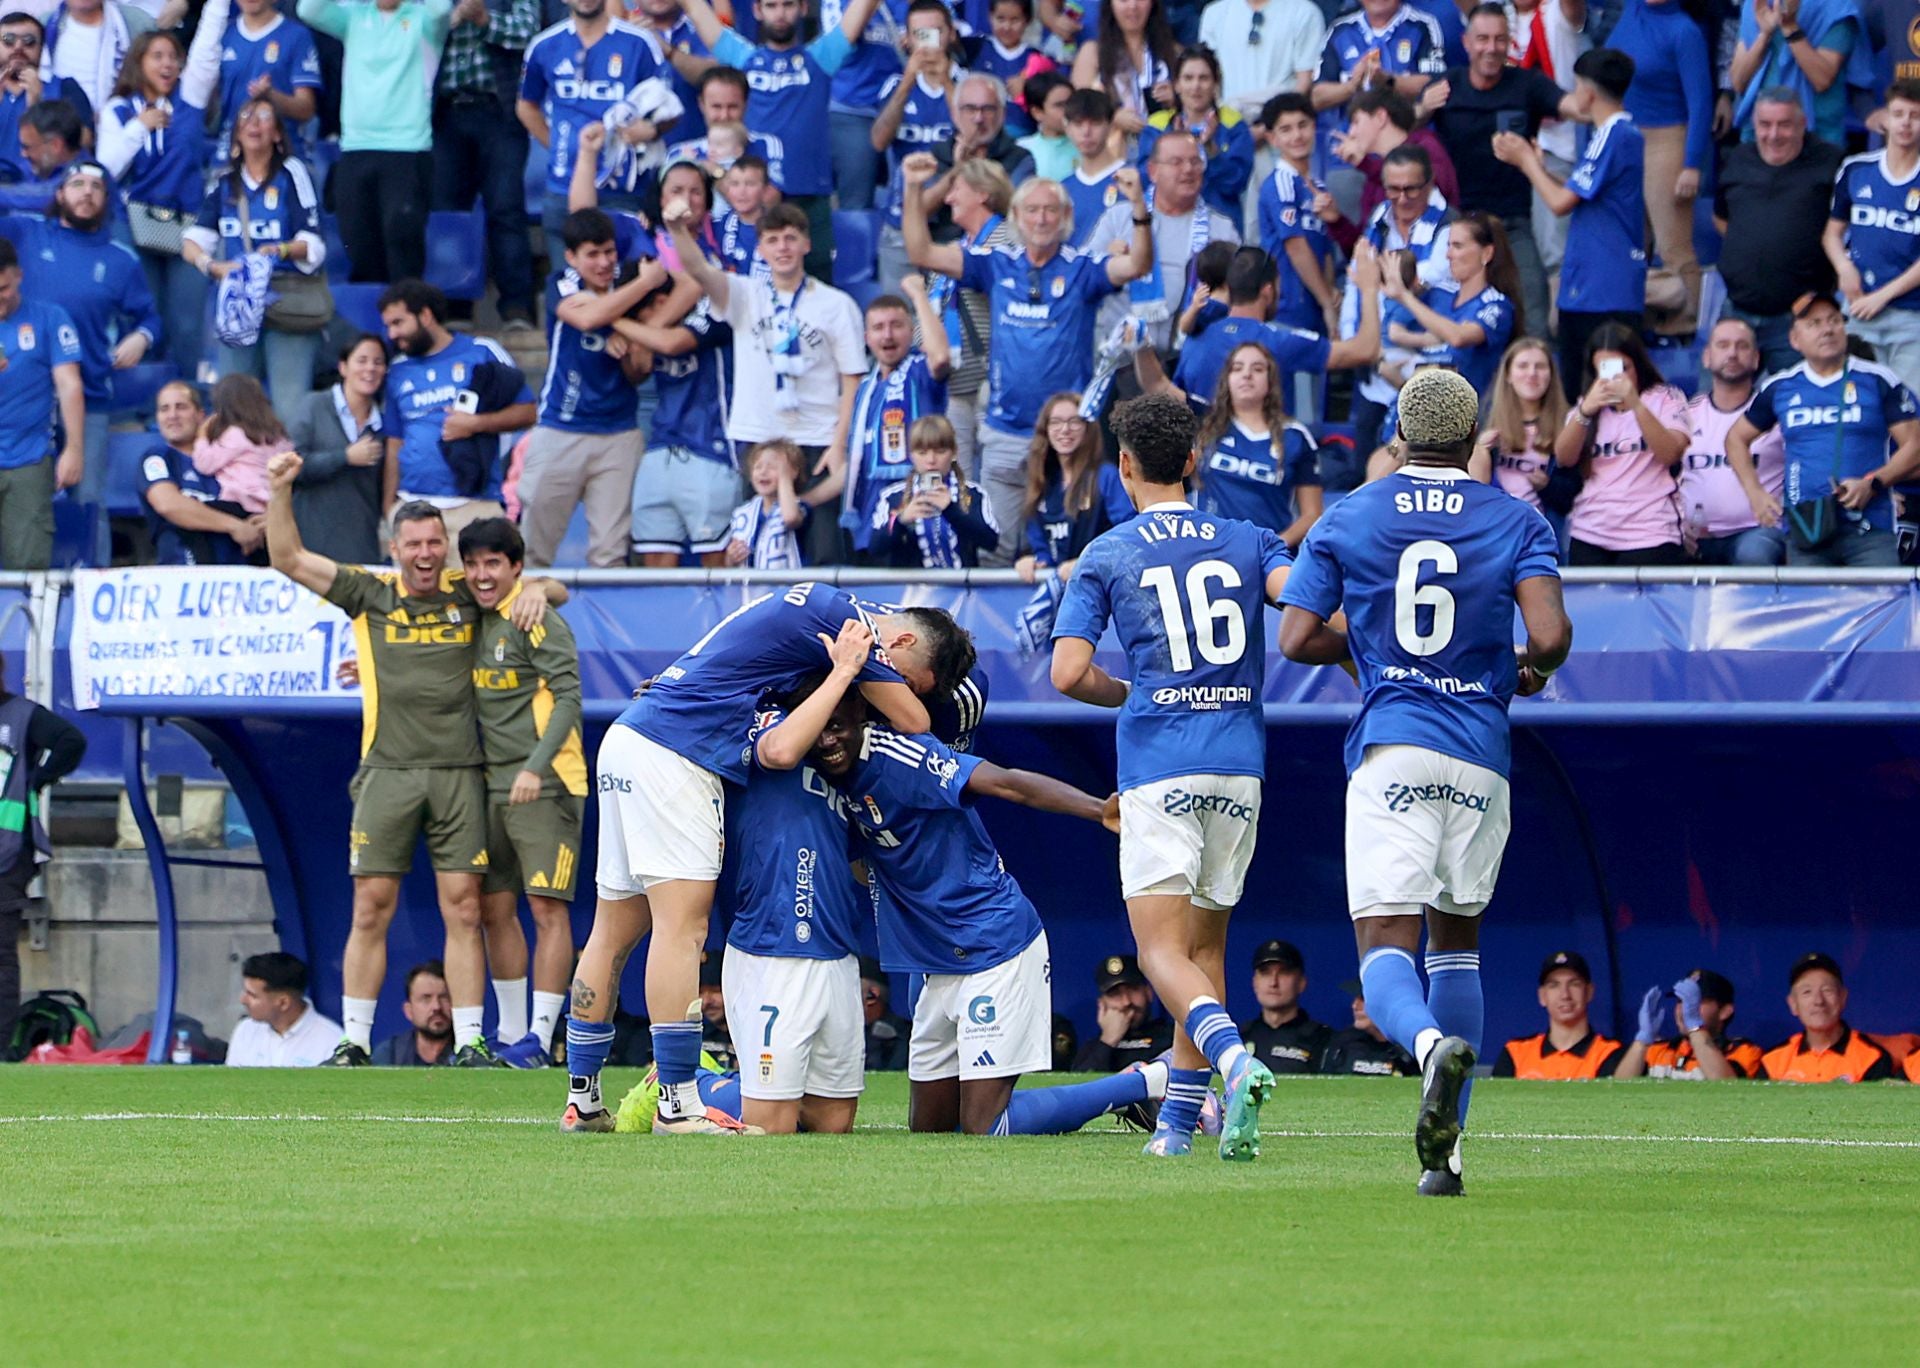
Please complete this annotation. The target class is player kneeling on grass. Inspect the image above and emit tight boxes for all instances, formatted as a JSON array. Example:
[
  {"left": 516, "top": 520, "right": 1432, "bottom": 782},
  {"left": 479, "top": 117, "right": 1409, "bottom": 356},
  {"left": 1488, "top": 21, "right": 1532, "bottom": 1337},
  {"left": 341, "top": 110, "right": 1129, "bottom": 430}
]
[
  {"left": 806, "top": 694, "right": 1178, "bottom": 1136},
  {"left": 1277, "top": 368, "right": 1572, "bottom": 1196},
  {"left": 1049, "top": 393, "right": 1294, "bottom": 1162},
  {"left": 458, "top": 518, "right": 587, "bottom": 1068},
  {"left": 561, "top": 584, "right": 971, "bottom": 1135}
]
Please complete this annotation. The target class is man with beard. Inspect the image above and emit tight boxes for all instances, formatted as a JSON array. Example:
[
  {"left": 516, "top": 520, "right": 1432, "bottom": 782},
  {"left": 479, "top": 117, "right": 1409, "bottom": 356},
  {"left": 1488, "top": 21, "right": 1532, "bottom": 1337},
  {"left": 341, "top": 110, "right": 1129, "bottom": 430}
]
[
  {"left": 139, "top": 381, "right": 265, "bottom": 566},
  {"left": 675, "top": 0, "right": 885, "bottom": 280},
  {"left": 376, "top": 280, "right": 534, "bottom": 541},
  {"left": 264, "top": 450, "right": 564, "bottom": 1068},
  {"left": 1681, "top": 319, "right": 1785, "bottom": 566},
  {"left": 0, "top": 14, "right": 93, "bottom": 183},
  {"left": 0, "top": 158, "right": 158, "bottom": 513},
  {"left": 372, "top": 961, "right": 457, "bottom": 1066}
]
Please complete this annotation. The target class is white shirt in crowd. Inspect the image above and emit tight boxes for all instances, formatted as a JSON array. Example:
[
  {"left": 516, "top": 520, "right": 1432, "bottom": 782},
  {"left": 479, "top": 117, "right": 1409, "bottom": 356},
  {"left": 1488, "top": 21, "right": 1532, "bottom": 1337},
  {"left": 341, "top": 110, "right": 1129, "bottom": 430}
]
[
  {"left": 1201, "top": 0, "right": 1329, "bottom": 119},
  {"left": 722, "top": 277, "right": 868, "bottom": 447},
  {"left": 225, "top": 1003, "right": 341, "bottom": 1067},
  {"left": 1091, "top": 198, "right": 1241, "bottom": 351}
]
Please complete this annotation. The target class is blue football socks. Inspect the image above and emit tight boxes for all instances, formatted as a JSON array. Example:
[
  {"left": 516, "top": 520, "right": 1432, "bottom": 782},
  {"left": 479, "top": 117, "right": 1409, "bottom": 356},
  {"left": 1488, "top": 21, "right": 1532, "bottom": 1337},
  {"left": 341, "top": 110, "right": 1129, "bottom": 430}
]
[
  {"left": 1154, "top": 1066, "right": 1212, "bottom": 1138},
  {"left": 565, "top": 1017, "right": 616, "bottom": 1108},
  {"left": 991, "top": 1069, "right": 1152, "bottom": 1136},
  {"left": 1184, "top": 997, "right": 1250, "bottom": 1084},
  {"left": 1359, "top": 946, "right": 1444, "bottom": 1069},
  {"left": 1425, "top": 951, "right": 1483, "bottom": 1123},
  {"left": 652, "top": 1020, "right": 704, "bottom": 1117}
]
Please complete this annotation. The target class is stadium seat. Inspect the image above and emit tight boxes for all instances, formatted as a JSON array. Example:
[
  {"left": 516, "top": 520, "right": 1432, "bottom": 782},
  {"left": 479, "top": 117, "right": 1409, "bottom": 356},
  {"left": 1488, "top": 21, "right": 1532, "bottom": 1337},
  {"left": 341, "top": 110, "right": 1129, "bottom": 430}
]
[
  {"left": 524, "top": 141, "right": 547, "bottom": 223},
  {"left": 832, "top": 209, "right": 879, "bottom": 288},
  {"left": 50, "top": 496, "right": 102, "bottom": 568},
  {"left": 844, "top": 276, "right": 887, "bottom": 312},
  {"left": 320, "top": 212, "right": 351, "bottom": 283},
  {"left": 425, "top": 208, "right": 488, "bottom": 301},
  {"left": 104, "top": 431, "right": 156, "bottom": 519},
  {"left": 1651, "top": 339, "right": 1702, "bottom": 398},
  {"left": 331, "top": 283, "right": 388, "bottom": 338},
  {"left": 108, "top": 360, "right": 180, "bottom": 417}
]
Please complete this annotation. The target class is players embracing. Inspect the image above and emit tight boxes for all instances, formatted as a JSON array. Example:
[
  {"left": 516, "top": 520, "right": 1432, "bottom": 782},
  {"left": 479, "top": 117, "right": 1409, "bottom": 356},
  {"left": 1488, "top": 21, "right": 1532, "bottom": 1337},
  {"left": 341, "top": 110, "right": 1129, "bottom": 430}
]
[{"left": 1279, "top": 369, "right": 1573, "bottom": 1196}]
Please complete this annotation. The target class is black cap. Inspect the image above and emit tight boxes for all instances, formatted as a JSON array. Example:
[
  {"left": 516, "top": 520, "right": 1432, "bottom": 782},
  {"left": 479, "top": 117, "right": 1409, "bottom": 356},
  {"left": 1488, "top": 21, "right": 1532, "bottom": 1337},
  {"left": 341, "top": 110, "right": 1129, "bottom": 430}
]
[
  {"left": 1689, "top": 969, "right": 1736, "bottom": 1005},
  {"left": 1539, "top": 950, "right": 1592, "bottom": 985},
  {"left": 857, "top": 956, "right": 887, "bottom": 984},
  {"left": 1338, "top": 977, "right": 1364, "bottom": 999},
  {"left": 1252, "top": 939, "right": 1304, "bottom": 972},
  {"left": 1095, "top": 954, "right": 1148, "bottom": 992},
  {"left": 698, "top": 949, "right": 723, "bottom": 989},
  {"left": 1788, "top": 951, "right": 1843, "bottom": 988}
]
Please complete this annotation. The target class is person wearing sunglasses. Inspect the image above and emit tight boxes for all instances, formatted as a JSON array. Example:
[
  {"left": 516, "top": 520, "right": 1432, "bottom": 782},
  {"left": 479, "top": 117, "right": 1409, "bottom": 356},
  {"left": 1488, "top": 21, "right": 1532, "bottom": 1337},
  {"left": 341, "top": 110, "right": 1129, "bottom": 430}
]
[{"left": 0, "top": 13, "right": 94, "bottom": 183}]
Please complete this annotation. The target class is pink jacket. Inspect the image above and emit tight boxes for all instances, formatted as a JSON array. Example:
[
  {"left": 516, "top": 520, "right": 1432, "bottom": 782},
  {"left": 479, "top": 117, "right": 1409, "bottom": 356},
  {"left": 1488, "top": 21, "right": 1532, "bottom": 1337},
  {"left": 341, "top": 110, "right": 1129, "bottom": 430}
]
[{"left": 192, "top": 426, "right": 293, "bottom": 515}]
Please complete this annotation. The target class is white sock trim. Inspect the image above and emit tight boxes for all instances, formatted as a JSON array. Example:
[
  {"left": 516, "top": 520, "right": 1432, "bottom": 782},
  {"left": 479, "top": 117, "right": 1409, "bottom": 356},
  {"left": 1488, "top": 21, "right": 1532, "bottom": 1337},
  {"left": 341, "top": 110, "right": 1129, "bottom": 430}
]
[{"left": 341, "top": 997, "right": 377, "bottom": 1052}]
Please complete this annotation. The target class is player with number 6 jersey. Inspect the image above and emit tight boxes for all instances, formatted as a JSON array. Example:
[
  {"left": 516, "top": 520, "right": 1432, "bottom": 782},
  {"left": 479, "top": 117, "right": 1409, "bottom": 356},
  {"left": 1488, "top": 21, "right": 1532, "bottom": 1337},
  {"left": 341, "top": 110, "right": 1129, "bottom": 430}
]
[
  {"left": 1050, "top": 393, "right": 1293, "bottom": 1162},
  {"left": 560, "top": 582, "right": 975, "bottom": 1136},
  {"left": 1279, "top": 368, "right": 1572, "bottom": 1197}
]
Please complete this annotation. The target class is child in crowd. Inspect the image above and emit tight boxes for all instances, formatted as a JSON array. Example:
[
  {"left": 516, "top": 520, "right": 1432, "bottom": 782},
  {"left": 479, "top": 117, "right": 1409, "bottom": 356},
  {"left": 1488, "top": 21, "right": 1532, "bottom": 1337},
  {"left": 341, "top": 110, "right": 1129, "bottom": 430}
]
[
  {"left": 870, "top": 415, "right": 998, "bottom": 568},
  {"left": 727, "top": 439, "right": 808, "bottom": 569},
  {"left": 716, "top": 153, "right": 774, "bottom": 280},
  {"left": 972, "top": 0, "right": 1055, "bottom": 137},
  {"left": 1018, "top": 71, "right": 1077, "bottom": 181},
  {"left": 1175, "top": 241, "right": 1237, "bottom": 343},
  {"left": 701, "top": 120, "right": 751, "bottom": 175},
  {"left": 1062, "top": 87, "right": 1125, "bottom": 249},
  {"left": 1376, "top": 251, "right": 1428, "bottom": 390},
  {"left": 192, "top": 374, "right": 292, "bottom": 515}
]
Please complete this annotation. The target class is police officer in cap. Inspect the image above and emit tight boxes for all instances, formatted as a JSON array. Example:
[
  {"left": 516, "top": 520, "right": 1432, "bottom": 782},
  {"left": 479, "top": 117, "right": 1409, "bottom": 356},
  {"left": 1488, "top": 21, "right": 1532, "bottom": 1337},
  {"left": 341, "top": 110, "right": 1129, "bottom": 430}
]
[
  {"left": 1073, "top": 954, "right": 1175, "bottom": 1071},
  {"left": 1321, "top": 977, "right": 1417, "bottom": 1076},
  {"left": 1240, "top": 940, "right": 1333, "bottom": 1075}
]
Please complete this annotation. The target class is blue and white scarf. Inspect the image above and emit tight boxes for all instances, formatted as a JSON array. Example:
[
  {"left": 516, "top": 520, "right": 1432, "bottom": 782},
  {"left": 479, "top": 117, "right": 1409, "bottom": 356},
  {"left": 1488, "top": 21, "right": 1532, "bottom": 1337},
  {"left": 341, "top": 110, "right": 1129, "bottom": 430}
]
[
  {"left": 764, "top": 277, "right": 808, "bottom": 413},
  {"left": 213, "top": 251, "right": 274, "bottom": 348},
  {"left": 1127, "top": 187, "right": 1213, "bottom": 323}
]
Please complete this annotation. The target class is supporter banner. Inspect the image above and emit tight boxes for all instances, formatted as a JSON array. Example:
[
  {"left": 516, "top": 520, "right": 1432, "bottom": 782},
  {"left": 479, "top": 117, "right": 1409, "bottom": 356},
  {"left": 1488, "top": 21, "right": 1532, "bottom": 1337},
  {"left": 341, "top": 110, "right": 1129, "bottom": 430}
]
[{"left": 68, "top": 567, "right": 354, "bottom": 709}]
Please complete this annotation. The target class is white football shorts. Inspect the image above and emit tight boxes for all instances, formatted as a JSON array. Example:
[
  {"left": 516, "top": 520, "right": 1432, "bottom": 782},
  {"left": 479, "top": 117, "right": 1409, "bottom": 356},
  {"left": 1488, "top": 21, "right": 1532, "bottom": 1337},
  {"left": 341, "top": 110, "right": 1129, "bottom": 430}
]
[
  {"left": 908, "top": 931, "right": 1052, "bottom": 1082},
  {"left": 723, "top": 949, "right": 865, "bottom": 1101},
  {"left": 1118, "top": 774, "right": 1262, "bottom": 911},
  {"left": 594, "top": 724, "right": 725, "bottom": 897},
  {"left": 1345, "top": 744, "right": 1511, "bottom": 919}
]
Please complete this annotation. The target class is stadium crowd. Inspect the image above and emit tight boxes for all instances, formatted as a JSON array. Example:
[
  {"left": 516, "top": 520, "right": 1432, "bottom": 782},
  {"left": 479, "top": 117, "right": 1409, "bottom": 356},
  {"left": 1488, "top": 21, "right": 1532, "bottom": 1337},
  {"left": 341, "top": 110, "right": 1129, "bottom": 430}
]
[{"left": 0, "top": 0, "right": 1911, "bottom": 571}]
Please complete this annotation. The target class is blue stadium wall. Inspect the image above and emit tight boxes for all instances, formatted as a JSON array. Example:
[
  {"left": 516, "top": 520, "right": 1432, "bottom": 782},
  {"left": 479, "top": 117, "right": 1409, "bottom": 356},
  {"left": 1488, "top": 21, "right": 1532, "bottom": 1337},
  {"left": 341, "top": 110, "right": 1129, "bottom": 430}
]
[{"left": 75, "top": 576, "right": 1920, "bottom": 1054}]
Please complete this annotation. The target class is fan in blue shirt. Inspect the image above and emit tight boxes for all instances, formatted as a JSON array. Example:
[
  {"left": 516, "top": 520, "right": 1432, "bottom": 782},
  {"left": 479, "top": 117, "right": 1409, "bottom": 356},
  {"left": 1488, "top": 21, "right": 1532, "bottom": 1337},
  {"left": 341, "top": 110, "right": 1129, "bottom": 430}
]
[
  {"left": 213, "top": 4, "right": 324, "bottom": 163},
  {"left": 902, "top": 151, "right": 1150, "bottom": 438},
  {"left": 1279, "top": 367, "right": 1570, "bottom": 1198},
  {"left": 379, "top": 286, "right": 535, "bottom": 501},
  {"left": 1381, "top": 214, "right": 1521, "bottom": 402},
  {"left": 0, "top": 278, "right": 83, "bottom": 500},
  {"left": 683, "top": 0, "right": 881, "bottom": 198},
  {"left": 1257, "top": 153, "right": 1336, "bottom": 333},
  {"left": 1830, "top": 140, "right": 1920, "bottom": 318},
  {"left": 873, "top": 45, "right": 960, "bottom": 233},
  {"left": 1493, "top": 52, "right": 1646, "bottom": 322},
  {"left": 845, "top": 286, "right": 951, "bottom": 550},
  {"left": 539, "top": 212, "right": 667, "bottom": 433},
  {"left": 518, "top": 10, "right": 670, "bottom": 201},
  {"left": 1313, "top": 5, "right": 1447, "bottom": 139},
  {"left": 1050, "top": 393, "right": 1292, "bottom": 1162},
  {"left": 1726, "top": 295, "right": 1920, "bottom": 563}
]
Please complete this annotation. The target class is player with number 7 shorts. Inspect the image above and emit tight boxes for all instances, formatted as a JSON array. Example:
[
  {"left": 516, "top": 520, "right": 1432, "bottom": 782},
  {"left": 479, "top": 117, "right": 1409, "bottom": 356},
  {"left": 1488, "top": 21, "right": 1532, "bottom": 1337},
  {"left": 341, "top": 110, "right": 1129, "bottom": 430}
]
[
  {"left": 1278, "top": 368, "right": 1572, "bottom": 1196},
  {"left": 560, "top": 583, "right": 976, "bottom": 1135},
  {"left": 1049, "top": 393, "right": 1294, "bottom": 1161}
]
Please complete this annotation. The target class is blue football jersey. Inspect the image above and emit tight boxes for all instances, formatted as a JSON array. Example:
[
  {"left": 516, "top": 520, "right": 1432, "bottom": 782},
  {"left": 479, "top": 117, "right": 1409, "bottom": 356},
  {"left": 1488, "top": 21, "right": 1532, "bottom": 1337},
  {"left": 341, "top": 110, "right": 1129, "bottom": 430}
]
[
  {"left": 877, "top": 71, "right": 959, "bottom": 229},
  {"left": 925, "top": 664, "right": 989, "bottom": 753},
  {"left": 720, "top": 708, "right": 865, "bottom": 961},
  {"left": 1832, "top": 150, "right": 1920, "bottom": 312},
  {"left": 618, "top": 583, "right": 906, "bottom": 783},
  {"left": 959, "top": 242, "right": 1118, "bottom": 434},
  {"left": 539, "top": 266, "right": 642, "bottom": 433},
  {"left": 712, "top": 28, "right": 855, "bottom": 196},
  {"left": 646, "top": 295, "right": 735, "bottom": 463},
  {"left": 382, "top": 334, "right": 530, "bottom": 499},
  {"left": 1053, "top": 502, "right": 1290, "bottom": 790},
  {"left": 1257, "top": 160, "right": 1334, "bottom": 332},
  {"left": 520, "top": 19, "right": 669, "bottom": 195},
  {"left": 1280, "top": 465, "right": 1561, "bottom": 778},
  {"left": 215, "top": 16, "right": 323, "bottom": 161},
  {"left": 1561, "top": 113, "right": 1646, "bottom": 314},
  {"left": 1417, "top": 284, "right": 1515, "bottom": 399},
  {"left": 1172, "top": 314, "right": 1330, "bottom": 408},
  {"left": 1064, "top": 164, "right": 1125, "bottom": 249},
  {"left": 841, "top": 726, "right": 1043, "bottom": 976},
  {"left": 0, "top": 300, "right": 81, "bottom": 469},
  {"left": 1745, "top": 360, "right": 1920, "bottom": 529},
  {"left": 1196, "top": 421, "right": 1321, "bottom": 537}
]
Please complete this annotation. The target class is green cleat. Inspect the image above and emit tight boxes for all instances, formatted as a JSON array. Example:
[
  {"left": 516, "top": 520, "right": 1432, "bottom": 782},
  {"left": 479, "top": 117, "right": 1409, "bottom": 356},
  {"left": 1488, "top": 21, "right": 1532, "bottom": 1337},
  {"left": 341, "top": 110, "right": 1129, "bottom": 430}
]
[
  {"left": 1218, "top": 1059, "right": 1274, "bottom": 1162},
  {"left": 319, "top": 1039, "right": 370, "bottom": 1067}
]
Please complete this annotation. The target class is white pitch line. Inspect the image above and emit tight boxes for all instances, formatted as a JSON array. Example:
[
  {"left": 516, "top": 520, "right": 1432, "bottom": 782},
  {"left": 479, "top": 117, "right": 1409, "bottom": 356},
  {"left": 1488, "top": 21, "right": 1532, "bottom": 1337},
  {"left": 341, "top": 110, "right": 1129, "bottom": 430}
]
[{"left": 0, "top": 1111, "right": 1915, "bottom": 1150}]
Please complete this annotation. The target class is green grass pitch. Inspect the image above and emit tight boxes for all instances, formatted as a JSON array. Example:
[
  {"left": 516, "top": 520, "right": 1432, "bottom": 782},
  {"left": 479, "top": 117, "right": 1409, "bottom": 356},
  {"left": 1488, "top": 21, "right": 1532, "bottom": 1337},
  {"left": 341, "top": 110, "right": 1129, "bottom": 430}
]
[{"left": 3, "top": 1068, "right": 1916, "bottom": 1366}]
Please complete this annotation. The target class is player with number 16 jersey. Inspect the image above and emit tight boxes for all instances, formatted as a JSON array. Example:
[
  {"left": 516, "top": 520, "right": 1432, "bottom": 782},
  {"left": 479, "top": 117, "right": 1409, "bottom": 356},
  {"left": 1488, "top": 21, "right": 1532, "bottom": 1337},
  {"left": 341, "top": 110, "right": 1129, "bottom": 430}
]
[
  {"left": 1279, "top": 368, "right": 1571, "bottom": 1198},
  {"left": 1051, "top": 394, "right": 1292, "bottom": 1163}
]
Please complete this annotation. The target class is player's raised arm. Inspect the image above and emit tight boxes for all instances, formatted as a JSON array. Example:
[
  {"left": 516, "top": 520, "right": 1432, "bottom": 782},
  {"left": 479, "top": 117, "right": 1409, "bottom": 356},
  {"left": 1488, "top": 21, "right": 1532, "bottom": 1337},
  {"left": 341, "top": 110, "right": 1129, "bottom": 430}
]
[
  {"left": 965, "top": 758, "right": 1116, "bottom": 829},
  {"left": 860, "top": 681, "right": 930, "bottom": 736},
  {"left": 757, "top": 622, "right": 876, "bottom": 770},
  {"left": 1513, "top": 574, "right": 1572, "bottom": 696},
  {"left": 265, "top": 452, "right": 338, "bottom": 596}
]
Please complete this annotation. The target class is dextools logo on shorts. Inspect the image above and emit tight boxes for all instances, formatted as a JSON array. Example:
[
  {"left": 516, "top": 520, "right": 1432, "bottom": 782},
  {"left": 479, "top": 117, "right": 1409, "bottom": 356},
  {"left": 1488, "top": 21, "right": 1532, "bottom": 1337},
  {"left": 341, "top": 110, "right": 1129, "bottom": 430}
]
[
  {"left": 1161, "top": 789, "right": 1256, "bottom": 822},
  {"left": 1383, "top": 782, "right": 1490, "bottom": 814},
  {"left": 1149, "top": 685, "right": 1253, "bottom": 710}
]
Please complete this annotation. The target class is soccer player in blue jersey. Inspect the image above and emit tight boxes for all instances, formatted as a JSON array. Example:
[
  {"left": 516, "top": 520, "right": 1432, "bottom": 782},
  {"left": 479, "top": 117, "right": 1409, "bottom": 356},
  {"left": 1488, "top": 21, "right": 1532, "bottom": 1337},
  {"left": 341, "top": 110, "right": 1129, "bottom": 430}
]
[
  {"left": 1048, "top": 393, "right": 1293, "bottom": 1161},
  {"left": 561, "top": 585, "right": 973, "bottom": 1133},
  {"left": 1278, "top": 369, "right": 1572, "bottom": 1196}
]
